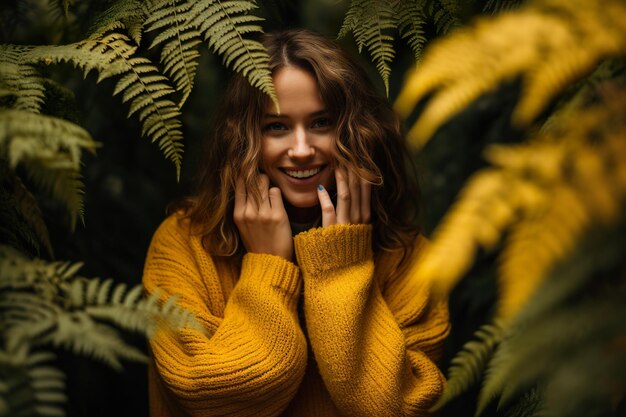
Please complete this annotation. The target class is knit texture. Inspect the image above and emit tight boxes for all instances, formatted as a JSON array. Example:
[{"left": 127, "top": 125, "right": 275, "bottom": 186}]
[{"left": 143, "top": 214, "right": 450, "bottom": 417}]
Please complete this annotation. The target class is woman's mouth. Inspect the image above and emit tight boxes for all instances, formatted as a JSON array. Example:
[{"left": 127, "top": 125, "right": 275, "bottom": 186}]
[{"left": 283, "top": 166, "right": 323, "bottom": 179}]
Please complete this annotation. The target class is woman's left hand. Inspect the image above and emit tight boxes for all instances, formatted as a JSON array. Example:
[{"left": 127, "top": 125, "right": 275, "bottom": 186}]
[{"left": 317, "top": 168, "right": 371, "bottom": 227}]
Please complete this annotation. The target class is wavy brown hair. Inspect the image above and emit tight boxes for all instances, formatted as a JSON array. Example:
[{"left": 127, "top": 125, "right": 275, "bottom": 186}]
[{"left": 175, "top": 29, "right": 422, "bottom": 257}]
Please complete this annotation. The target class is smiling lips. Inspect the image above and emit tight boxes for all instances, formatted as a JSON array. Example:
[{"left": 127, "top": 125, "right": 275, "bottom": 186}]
[{"left": 282, "top": 165, "right": 324, "bottom": 179}]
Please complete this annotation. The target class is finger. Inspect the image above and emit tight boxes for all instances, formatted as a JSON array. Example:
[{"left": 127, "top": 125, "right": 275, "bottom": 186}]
[
  {"left": 268, "top": 187, "right": 286, "bottom": 214},
  {"left": 335, "top": 168, "right": 350, "bottom": 224},
  {"left": 360, "top": 178, "right": 372, "bottom": 224},
  {"left": 257, "top": 174, "right": 271, "bottom": 212},
  {"left": 317, "top": 184, "right": 337, "bottom": 227},
  {"left": 234, "top": 178, "right": 247, "bottom": 220},
  {"left": 349, "top": 170, "right": 361, "bottom": 223}
]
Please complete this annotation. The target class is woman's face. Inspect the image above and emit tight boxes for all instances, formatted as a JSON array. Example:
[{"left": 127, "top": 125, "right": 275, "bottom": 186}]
[{"left": 260, "top": 66, "right": 335, "bottom": 211}]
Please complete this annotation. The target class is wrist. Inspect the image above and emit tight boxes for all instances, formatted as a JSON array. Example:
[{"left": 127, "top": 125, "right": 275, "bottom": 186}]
[{"left": 294, "top": 224, "right": 372, "bottom": 275}]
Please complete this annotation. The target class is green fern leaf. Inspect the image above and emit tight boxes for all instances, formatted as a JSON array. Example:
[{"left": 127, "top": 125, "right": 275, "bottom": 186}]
[
  {"left": 431, "top": 321, "right": 506, "bottom": 411},
  {"left": 84, "top": 284, "right": 204, "bottom": 337},
  {"left": 0, "top": 163, "right": 51, "bottom": 257},
  {"left": 0, "top": 45, "right": 46, "bottom": 113},
  {"left": 503, "top": 387, "right": 542, "bottom": 417},
  {"left": 51, "top": 313, "right": 148, "bottom": 370},
  {"left": 338, "top": 0, "right": 397, "bottom": 95},
  {"left": 477, "top": 230, "right": 626, "bottom": 415},
  {"left": 22, "top": 34, "right": 184, "bottom": 176},
  {"left": 109, "top": 55, "right": 184, "bottom": 178},
  {"left": 0, "top": 110, "right": 98, "bottom": 230},
  {"left": 430, "top": 0, "right": 461, "bottom": 34},
  {"left": 145, "top": 0, "right": 201, "bottom": 107},
  {"left": 0, "top": 347, "right": 66, "bottom": 417},
  {"left": 397, "top": 0, "right": 428, "bottom": 62},
  {"left": 484, "top": 0, "right": 523, "bottom": 14},
  {"left": 24, "top": 34, "right": 129, "bottom": 82},
  {"left": 186, "top": 0, "right": 278, "bottom": 110},
  {"left": 89, "top": 0, "right": 147, "bottom": 44}
]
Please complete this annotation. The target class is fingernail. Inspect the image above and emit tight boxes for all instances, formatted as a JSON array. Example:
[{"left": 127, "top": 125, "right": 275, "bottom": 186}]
[{"left": 318, "top": 184, "right": 323, "bottom": 190}]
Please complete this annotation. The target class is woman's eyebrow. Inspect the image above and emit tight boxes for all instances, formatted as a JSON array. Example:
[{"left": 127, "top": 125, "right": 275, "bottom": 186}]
[
  {"left": 264, "top": 113, "right": 287, "bottom": 118},
  {"left": 263, "top": 110, "right": 328, "bottom": 118}
]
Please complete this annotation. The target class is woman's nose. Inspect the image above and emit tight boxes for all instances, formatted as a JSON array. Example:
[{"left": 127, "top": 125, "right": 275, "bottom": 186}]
[{"left": 288, "top": 126, "right": 315, "bottom": 160}]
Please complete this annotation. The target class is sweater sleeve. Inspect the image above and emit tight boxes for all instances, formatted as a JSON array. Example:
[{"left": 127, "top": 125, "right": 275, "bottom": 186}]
[
  {"left": 143, "top": 215, "right": 308, "bottom": 417},
  {"left": 294, "top": 224, "right": 450, "bottom": 417}
]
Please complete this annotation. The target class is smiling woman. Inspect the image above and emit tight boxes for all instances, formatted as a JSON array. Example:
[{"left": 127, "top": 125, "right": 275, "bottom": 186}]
[
  {"left": 142, "top": 29, "right": 450, "bottom": 417},
  {"left": 260, "top": 66, "right": 336, "bottom": 213}
]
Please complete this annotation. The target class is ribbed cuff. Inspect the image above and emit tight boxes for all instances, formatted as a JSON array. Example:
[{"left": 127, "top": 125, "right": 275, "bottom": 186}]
[
  {"left": 294, "top": 224, "right": 373, "bottom": 276},
  {"left": 240, "top": 253, "right": 301, "bottom": 296}
]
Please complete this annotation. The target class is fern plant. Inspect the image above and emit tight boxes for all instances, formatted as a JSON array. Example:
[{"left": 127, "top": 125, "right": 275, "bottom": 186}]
[
  {"left": 0, "top": 347, "right": 66, "bottom": 417},
  {"left": 393, "top": 0, "right": 626, "bottom": 415},
  {"left": 337, "top": 0, "right": 521, "bottom": 94},
  {"left": 395, "top": 0, "right": 626, "bottom": 147},
  {"left": 0, "top": 244, "right": 204, "bottom": 416}
]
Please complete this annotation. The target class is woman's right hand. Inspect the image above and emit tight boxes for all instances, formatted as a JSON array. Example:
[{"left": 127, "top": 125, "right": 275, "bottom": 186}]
[{"left": 234, "top": 174, "right": 293, "bottom": 261}]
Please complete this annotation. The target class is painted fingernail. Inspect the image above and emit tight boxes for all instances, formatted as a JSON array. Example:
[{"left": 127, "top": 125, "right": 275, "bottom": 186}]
[{"left": 318, "top": 184, "right": 324, "bottom": 190}]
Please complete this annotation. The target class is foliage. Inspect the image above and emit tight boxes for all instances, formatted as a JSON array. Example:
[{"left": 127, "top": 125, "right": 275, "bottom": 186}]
[
  {"left": 0, "top": 347, "right": 66, "bottom": 417},
  {"left": 337, "top": 0, "right": 522, "bottom": 94},
  {"left": 2, "top": 0, "right": 625, "bottom": 416},
  {"left": 0, "top": 244, "right": 203, "bottom": 416},
  {"left": 395, "top": 0, "right": 626, "bottom": 147},
  {"left": 393, "top": 0, "right": 626, "bottom": 415}
]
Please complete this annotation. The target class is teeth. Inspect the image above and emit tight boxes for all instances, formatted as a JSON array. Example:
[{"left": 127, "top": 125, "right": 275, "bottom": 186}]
[{"left": 284, "top": 167, "right": 322, "bottom": 179}]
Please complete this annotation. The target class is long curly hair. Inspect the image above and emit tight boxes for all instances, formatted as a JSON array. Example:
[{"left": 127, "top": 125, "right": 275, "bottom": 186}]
[{"left": 175, "top": 29, "right": 422, "bottom": 258}]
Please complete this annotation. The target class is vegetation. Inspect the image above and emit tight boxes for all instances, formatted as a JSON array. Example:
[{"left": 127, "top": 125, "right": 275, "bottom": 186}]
[{"left": 1, "top": 0, "right": 624, "bottom": 416}]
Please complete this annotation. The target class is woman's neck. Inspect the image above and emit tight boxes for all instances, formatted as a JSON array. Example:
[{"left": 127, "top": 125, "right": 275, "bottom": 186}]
[{"left": 284, "top": 200, "right": 321, "bottom": 224}]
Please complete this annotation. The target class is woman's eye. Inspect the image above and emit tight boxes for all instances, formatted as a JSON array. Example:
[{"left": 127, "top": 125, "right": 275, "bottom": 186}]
[
  {"left": 312, "top": 118, "right": 331, "bottom": 129},
  {"left": 264, "top": 122, "right": 287, "bottom": 132}
]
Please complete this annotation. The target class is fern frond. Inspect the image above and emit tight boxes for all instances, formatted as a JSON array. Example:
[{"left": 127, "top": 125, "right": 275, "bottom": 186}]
[
  {"left": 539, "top": 345, "right": 626, "bottom": 417},
  {"left": 89, "top": 0, "right": 147, "bottom": 44},
  {"left": 1, "top": 290, "right": 147, "bottom": 370},
  {"left": 145, "top": 0, "right": 201, "bottom": 107},
  {"left": 478, "top": 284, "right": 626, "bottom": 415},
  {"left": 338, "top": 0, "right": 397, "bottom": 95},
  {"left": 397, "top": 0, "right": 428, "bottom": 63},
  {"left": 431, "top": 321, "right": 506, "bottom": 411},
  {"left": 0, "top": 245, "right": 78, "bottom": 294},
  {"left": 182, "top": 0, "right": 278, "bottom": 110},
  {"left": 484, "top": 0, "right": 523, "bottom": 15},
  {"left": 0, "top": 110, "right": 98, "bottom": 229},
  {"left": 1, "top": 247, "right": 203, "bottom": 369},
  {"left": 19, "top": 33, "right": 185, "bottom": 177},
  {"left": 394, "top": 0, "right": 626, "bottom": 147},
  {"left": 68, "top": 279, "right": 204, "bottom": 337},
  {"left": 0, "top": 45, "right": 46, "bottom": 113},
  {"left": 1, "top": 166, "right": 53, "bottom": 258},
  {"left": 0, "top": 346, "right": 66, "bottom": 417},
  {"left": 412, "top": 88, "right": 626, "bottom": 323},
  {"left": 503, "top": 387, "right": 542, "bottom": 417},
  {"left": 430, "top": 0, "right": 461, "bottom": 34},
  {"left": 50, "top": 312, "right": 148, "bottom": 370},
  {"left": 492, "top": 94, "right": 626, "bottom": 320},
  {"left": 411, "top": 169, "right": 539, "bottom": 296}
]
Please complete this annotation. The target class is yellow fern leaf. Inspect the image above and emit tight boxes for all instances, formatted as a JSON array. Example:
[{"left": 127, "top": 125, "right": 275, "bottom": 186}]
[
  {"left": 413, "top": 170, "right": 534, "bottom": 295},
  {"left": 493, "top": 93, "right": 626, "bottom": 320},
  {"left": 416, "top": 87, "right": 626, "bottom": 321},
  {"left": 394, "top": 0, "right": 626, "bottom": 148}
]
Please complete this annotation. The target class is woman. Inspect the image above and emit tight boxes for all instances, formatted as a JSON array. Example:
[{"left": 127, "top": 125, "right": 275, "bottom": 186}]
[{"left": 143, "top": 29, "right": 450, "bottom": 417}]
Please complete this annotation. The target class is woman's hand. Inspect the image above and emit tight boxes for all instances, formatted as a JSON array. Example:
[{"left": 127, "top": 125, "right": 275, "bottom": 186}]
[
  {"left": 234, "top": 174, "right": 293, "bottom": 261},
  {"left": 317, "top": 168, "right": 372, "bottom": 227}
]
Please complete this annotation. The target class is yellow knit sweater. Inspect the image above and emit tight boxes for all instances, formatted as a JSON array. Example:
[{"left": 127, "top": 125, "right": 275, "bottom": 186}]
[{"left": 142, "top": 213, "right": 450, "bottom": 417}]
